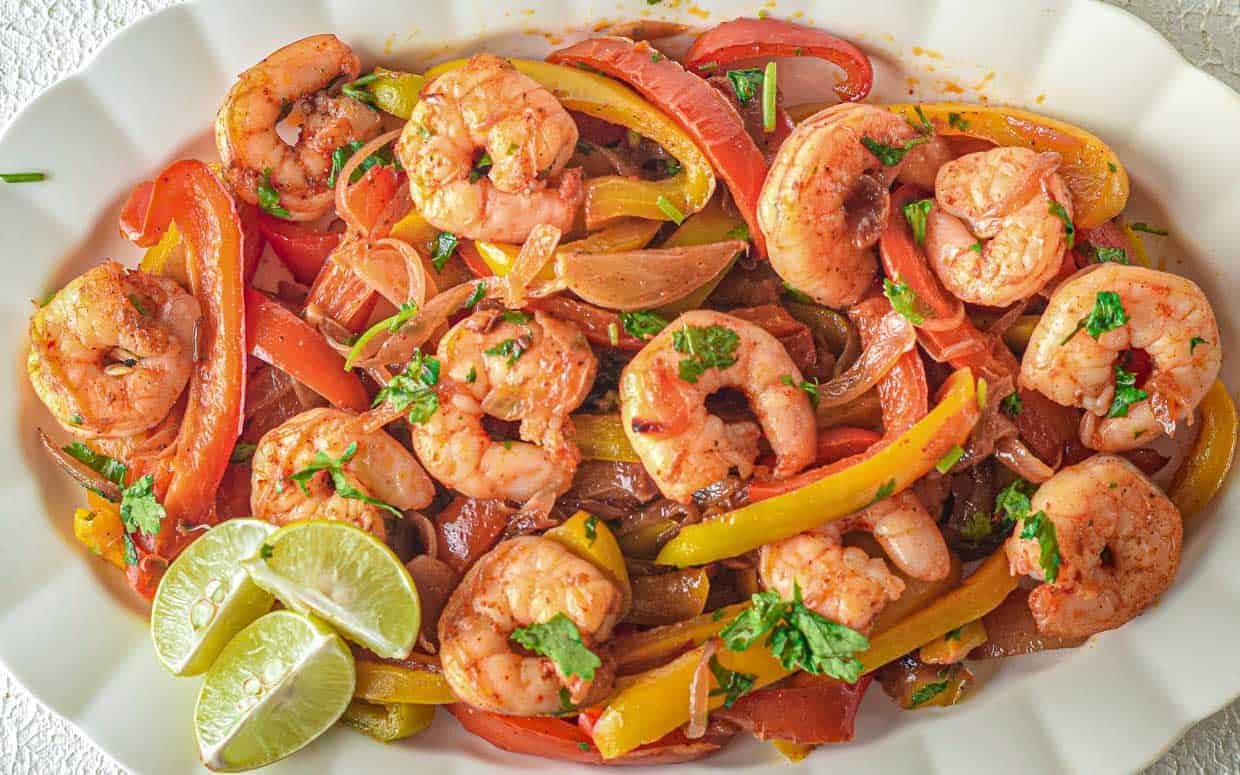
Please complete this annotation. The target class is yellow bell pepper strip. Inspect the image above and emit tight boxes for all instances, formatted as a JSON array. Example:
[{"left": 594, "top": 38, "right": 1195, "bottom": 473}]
[
  {"left": 857, "top": 550, "right": 1017, "bottom": 674},
  {"left": 545, "top": 510, "right": 632, "bottom": 611},
  {"left": 353, "top": 660, "right": 457, "bottom": 705},
  {"left": 886, "top": 103, "right": 1128, "bottom": 229},
  {"left": 425, "top": 58, "right": 715, "bottom": 228},
  {"left": 73, "top": 491, "right": 126, "bottom": 570},
  {"left": 591, "top": 639, "right": 791, "bottom": 759},
  {"left": 1169, "top": 379, "right": 1237, "bottom": 521},
  {"left": 771, "top": 740, "right": 814, "bottom": 763},
  {"left": 341, "top": 699, "right": 435, "bottom": 742},
  {"left": 999, "top": 314, "right": 1042, "bottom": 355},
  {"left": 475, "top": 218, "right": 662, "bottom": 280},
  {"left": 626, "top": 569, "right": 710, "bottom": 627},
  {"left": 868, "top": 549, "right": 962, "bottom": 636},
  {"left": 572, "top": 413, "right": 639, "bottom": 462},
  {"left": 138, "top": 221, "right": 188, "bottom": 285},
  {"left": 608, "top": 603, "right": 748, "bottom": 675},
  {"left": 656, "top": 369, "right": 980, "bottom": 567},
  {"left": 349, "top": 68, "right": 427, "bottom": 119},
  {"left": 655, "top": 196, "right": 747, "bottom": 317},
  {"left": 919, "top": 619, "right": 988, "bottom": 665}
]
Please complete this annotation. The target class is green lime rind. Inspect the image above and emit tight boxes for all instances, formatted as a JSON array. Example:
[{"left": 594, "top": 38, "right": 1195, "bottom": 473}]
[
  {"left": 151, "top": 518, "right": 277, "bottom": 676},
  {"left": 195, "top": 610, "right": 355, "bottom": 772}
]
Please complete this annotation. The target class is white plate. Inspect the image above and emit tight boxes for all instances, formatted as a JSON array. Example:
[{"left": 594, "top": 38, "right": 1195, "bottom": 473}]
[{"left": 2, "top": 1, "right": 1237, "bottom": 773}]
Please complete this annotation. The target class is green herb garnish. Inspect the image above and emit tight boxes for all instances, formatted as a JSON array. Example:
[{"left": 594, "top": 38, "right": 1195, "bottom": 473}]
[
  {"left": 120, "top": 475, "right": 165, "bottom": 536},
  {"left": 902, "top": 198, "right": 933, "bottom": 245},
  {"left": 861, "top": 135, "right": 929, "bottom": 166},
  {"left": 1061, "top": 290, "right": 1127, "bottom": 345},
  {"left": 708, "top": 655, "right": 756, "bottom": 708},
  {"left": 909, "top": 680, "right": 950, "bottom": 708},
  {"left": 288, "top": 442, "right": 403, "bottom": 516},
  {"left": 672, "top": 324, "right": 740, "bottom": 384},
  {"left": 1107, "top": 365, "right": 1148, "bottom": 418},
  {"left": 345, "top": 302, "right": 419, "bottom": 370},
  {"left": 257, "top": 168, "right": 291, "bottom": 219},
  {"left": 1000, "top": 392, "right": 1024, "bottom": 417},
  {"left": 883, "top": 275, "right": 925, "bottom": 325},
  {"left": 430, "top": 232, "right": 459, "bottom": 271},
  {"left": 727, "top": 67, "right": 764, "bottom": 103},
  {"left": 1048, "top": 201, "right": 1075, "bottom": 250},
  {"left": 374, "top": 350, "right": 441, "bottom": 423},
  {"left": 510, "top": 613, "right": 602, "bottom": 681},
  {"left": 781, "top": 374, "right": 821, "bottom": 407}
]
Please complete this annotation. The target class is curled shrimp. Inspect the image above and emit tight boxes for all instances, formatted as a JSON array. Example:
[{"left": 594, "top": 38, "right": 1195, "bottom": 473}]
[
  {"left": 759, "top": 491, "right": 950, "bottom": 633},
  {"left": 250, "top": 407, "right": 435, "bottom": 541},
  {"left": 1005, "top": 454, "right": 1182, "bottom": 638},
  {"left": 27, "top": 261, "right": 200, "bottom": 439},
  {"left": 619, "top": 309, "right": 816, "bottom": 503},
  {"left": 1020, "top": 263, "right": 1220, "bottom": 451},
  {"left": 925, "top": 147, "right": 1072, "bottom": 306},
  {"left": 758, "top": 103, "right": 923, "bottom": 307},
  {"left": 216, "top": 34, "right": 382, "bottom": 221},
  {"left": 395, "top": 53, "right": 583, "bottom": 244},
  {"left": 438, "top": 535, "right": 624, "bottom": 715},
  {"left": 408, "top": 310, "right": 596, "bottom": 502}
]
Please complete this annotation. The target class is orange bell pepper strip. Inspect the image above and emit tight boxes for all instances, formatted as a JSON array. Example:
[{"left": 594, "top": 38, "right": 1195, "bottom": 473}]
[
  {"left": 684, "top": 17, "right": 873, "bottom": 102},
  {"left": 656, "top": 369, "right": 979, "bottom": 567},
  {"left": 1169, "top": 379, "right": 1237, "bottom": 521},
  {"left": 256, "top": 213, "right": 341, "bottom": 285},
  {"left": 118, "top": 160, "right": 247, "bottom": 591},
  {"left": 244, "top": 288, "right": 369, "bottom": 412},
  {"left": 885, "top": 103, "right": 1128, "bottom": 229},
  {"left": 548, "top": 37, "right": 768, "bottom": 256}
]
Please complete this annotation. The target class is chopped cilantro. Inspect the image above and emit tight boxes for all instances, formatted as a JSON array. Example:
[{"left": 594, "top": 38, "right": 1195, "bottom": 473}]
[
  {"left": 861, "top": 135, "right": 929, "bottom": 166},
  {"left": 288, "top": 442, "right": 403, "bottom": 516},
  {"left": 620, "top": 311, "right": 668, "bottom": 341},
  {"left": 584, "top": 515, "right": 598, "bottom": 544},
  {"left": 873, "top": 479, "right": 896, "bottom": 504},
  {"left": 1190, "top": 336, "right": 1207, "bottom": 353},
  {"left": 345, "top": 301, "right": 420, "bottom": 370},
  {"left": 935, "top": 444, "right": 965, "bottom": 474},
  {"left": 969, "top": 242, "right": 983, "bottom": 253},
  {"left": 902, "top": 198, "right": 933, "bottom": 245},
  {"left": 651, "top": 50, "right": 664, "bottom": 63},
  {"left": 994, "top": 478, "right": 1036, "bottom": 525},
  {"left": 656, "top": 195, "right": 686, "bottom": 224},
  {"left": 469, "top": 151, "right": 494, "bottom": 183},
  {"left": 720, "top": 587, "right": 869, "bottom": 682},
  {"left": 1087, "top": 245, "right": 1130, "bottom": 265},
  {"left": 577, "top": 742, "right": 591, "bottom": 752},
  {"left": 708, "top": 655, "right": 756, "bottom": 708},
  {"left": 122, "top": 533, "right": 138, "bottom": 566},
  {"left": 1061, "top": 291, "right": 1128, "bottom": 345},
  {"left": 672, "top": 324, "right": 740, "bottom": 383},
  {"left": 557, "top": 687, "right": 577, "bottom": 715},
  {"left": 501, "top": 310, "right": 532, "bottom": 326},
  {"left": 259, "top": 543, "right": 274, "bottom": 560},
  {"left": 727, "top": 67, "right": 764, "bottom": 103},
  {"left": 120, "top": 475, "right": 165, "bottom": 536},
  {"left": 781, "top": 374, "right": 821, "bottom": 407},
  {"left": 374, "top": 350, "right": 441, "bottom": 423},
  {"left": 229, "top": 442, "right": 258, "bottom": 464},
  {"left": 510, "top": 613, "right": 601, "bottom": 681},
  {"left": 484, "top": 338, "right": 527, "bottom": 367},
  {"left": 947, "top": 112, "right": 969, "bottom": 130},
  {"left": 430, "top": 232, "right": 459, "bottom": 271},
  {"left": 328, "top": 140, "right": 396, "bottom": 187},
  {"left": 909, "top": 679, "right": 950, "bottom": 708},
  {"left": 1048, "top": 201, "right": 1075, "bottom": 249},
  {"left": 0, "top": 172, "right": 46, "bottom": 183},
  {"left": 1020, "top": 510, "right": 1061, "bottom": 583},
  {"left": 466, "top": 365, "right": 477, "bottom": 384},
  {"left": 883, "top": 275, "right": 925, "bottom": 325},
  {"left": 62, "top": 442, "right": 127, "bottom": 490},
  {"left": 1108, "top": 365, "right": 1148, "bottom": 418},
  {"left": 1129, "top": 222, "right": 1168, "bottom": 236},
  {"left": 1000, "top": 392, "right": 1024, "bottom": 418},
  {"left": 944, "top": 627, "right": 963, "bottom": 642},
  {"left": 127, "top": 294, "right": 150, "bottom": 317},
  {"left": 257, "top": 168, "right": 291, "bottom": 219}
]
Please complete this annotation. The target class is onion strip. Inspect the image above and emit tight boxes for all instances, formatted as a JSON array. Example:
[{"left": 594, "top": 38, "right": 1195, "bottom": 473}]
[
  {"left": 686, "top": 639, "right": 718, "bottom": 740},
  {"left": 993, "top": 436, "right": 1055, "bottom": 483},
  {"left": 816, "top": 311, "right": 916, "bottom": 409},
  {"left": 335, "top": 128, "right": 404, "bottom": 237}
]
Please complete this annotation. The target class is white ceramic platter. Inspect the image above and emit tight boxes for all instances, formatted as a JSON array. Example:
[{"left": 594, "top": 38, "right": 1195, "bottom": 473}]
[{"left": 1, "top": 0, "right": 1238, "bottom": 772}]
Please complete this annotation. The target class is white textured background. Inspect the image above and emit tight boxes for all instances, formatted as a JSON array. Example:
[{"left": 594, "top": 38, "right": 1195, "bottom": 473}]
[{"left": 1, "top": 0, "right": 1238, "bottom": 772}]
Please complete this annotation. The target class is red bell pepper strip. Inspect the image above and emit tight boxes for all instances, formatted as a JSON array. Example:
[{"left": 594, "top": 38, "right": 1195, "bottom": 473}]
[
  {"left": 305, "top": 258, "right": 379, "bottom": 334},
  {"left": 815, "top": 427, "right": 883, "bottom": 466},
  {"left": 245, "top": 288, "right": 369, "bottom": 412},
  {"left": 446, "top": 704, "right": 732, "bottom": 765},
  {"left": 118, "top": 160, "right": 247, "bottom": 591},
  {"left": 456, "top": 240, "right": 495, "bottom": 279},
  {"left": 879, "top": 184, "right": 1018, "bottom": 382},
  {"left": 685, "top": 17, "right": 873, "bottom": 102},
  {"left": 256, "top": 213, "right": 341, "bottom": 285},
  {"left": 548, "top": 37, "right": 769, "bottom": 258},
  {"left": 713, "top": 674, "right": 873, "bottom": 744}
]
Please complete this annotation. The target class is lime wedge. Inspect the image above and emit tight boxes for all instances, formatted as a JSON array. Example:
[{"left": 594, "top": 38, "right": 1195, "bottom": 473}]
[
  {"left": 151, "top": 518, "right": 276, "bottom": 676},
  {"left": 195, "top": 610, "right": 354, "bottom": 771},
  {"left": 241, "top": 521, "right": 420, "bottom": 659}
]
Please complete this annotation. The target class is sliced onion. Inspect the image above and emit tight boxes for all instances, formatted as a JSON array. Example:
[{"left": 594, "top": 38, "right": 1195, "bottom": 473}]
[
  {"left": 926, "top": 333, "right": 988, "bottom": 364},
  {"left": 917, "top": 295, "right": 966, "bottom": 332},
  {"left": 687, "top": 639, "right": 718, "bottom": 740},
  {"left": 338, "top": 236, "right": 435, "bottom": 308},
  {"left": 374, "top": 277, "right": 501, "bottom": 368},
  {"left": 816, "top": 311, "right": 916, "bottom": 409},
  {"left": 557, "top": 240, "right": 746, "bottom": 312},
  {"left": 336, "top": 128, "right": 403, "bottom": 236},
  {"left": 505, "top": 224, "right": 563, "bottom": 308},
  {"left": 994, "top": 436, "right": 1055, "bottom": 483}
]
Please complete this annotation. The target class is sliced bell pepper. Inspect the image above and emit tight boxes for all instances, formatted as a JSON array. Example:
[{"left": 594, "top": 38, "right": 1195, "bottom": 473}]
[
  {"left": 547, "top": 39, "right": 767, "bottom": 255},
  {"left": 118, "top": 161, "right": 246, "bottom": 580},
  {"left": 572, "top": 413, "right": 640, "bottom": 461},
  {"left": 684, "top": 17, "right": 873, "bottom": 102},
  {"left": 425, "top": 58, "right": 715, "bottom": 229},
  {"left": 919, "top": 618, "right": 988, "bottom": 665},
  {"left": 138, "top": 221, "right": 188, "bottom": 286},
  {"left": 1169, "top": 379, "right": 1237, "bottom": 521},
  {"left": 814, "top": 427, "right": 883, "bottom": 466},
  {"left": 244, "top": 288, "right": 369, "bottom": 413},
  {"left": 73, "top": 491, "right": 126, "bottom": 570},
  {"left": 545, "top": 510, "right": 632, "bottom": 611},
  {"left": 341, "top": 699, "right": 435, "bottom": 742},
  {"left": 305, "top": 258, "right": 380, "bottom": 333},
  {"left": 256, "top": 213, "right": 341, "bottom": 285},
  {"left": 591, "top": 638, "right": 790, "bottom": 759},
  {"left": 771, "top": 740, "right": 814, "bottom": 762},
  {"left": 607, "top": 603, "right": 748, "bottom": 676},
  {"left": 868, "top": 550, "right": 963, "bottom": 637},
  {"left": 657, "top": 369, "right": 978, "bottom": 567},
  {"left": 351, "top": 67, "right": 428, "bottom": 119},
  {"left": 885, "top": 103, "right": 1128, "bottom": 228},
  {"left": 714, "top": 673, "right": 873, "bottom": 745},
  {"left": 354, "top": 660, "right": 457, "bottom": 705},
  {"left": 857, "top": 550, "right": 1017, "bottom": 673}
]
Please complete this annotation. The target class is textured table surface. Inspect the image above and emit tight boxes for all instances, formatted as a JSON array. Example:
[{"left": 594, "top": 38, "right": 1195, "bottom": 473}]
[{"left": 1, "top": 0, "right": 1238, "bottom": 772}]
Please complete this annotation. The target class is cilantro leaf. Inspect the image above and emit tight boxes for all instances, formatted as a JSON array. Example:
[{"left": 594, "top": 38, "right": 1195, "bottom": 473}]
[
  {"left": 484, "top": 338, "right": 528, "bottom": 367},
  {"left": 1061, "top": 291, "right": 1128, "bottom": 345},
  {"left": 1087, "top": 245, "right": 1129, "bottom": 265},
  {"left": 720, "top": 591, "right": 787, "bottom": 651},
  {"left": 1129, "top": 222, "right": 1168, "bottom": 236},
  {"left": 672, "top": 324, "right": 740, "bottom": 383},
  {"left": 122, "top": 532, "right": 138, "bottom": 566},
  {"left": 781, "top": 374, "right": 820, "bottom": 407},
  {"left": 510, "top": 613, "right": 601, "bottom": 681},
  {"left": 1048, "top": 201, "right": 1075, "bottom": 250},
  {"left": 287, "top": 442, "right": 403, "bottom": 517},
  {"left": 328, "top": 140, "right": 396, "bottom": 188},
  {"left": 935, "top": 444, "right": 965, "bottom": 474},
  {"left": 1107, "top": 365, "right": 1148, "bottom": 418},
  {"left": 909, "top": 679, "right": 950, "bottom": 708},
  {"left": 861, "top": 135, "right": 929, "bottom": 166},
  {"left": 720, "top": 588, "right": 868, "bottom": 683},
  {"left": 374, "top": 350, "right": 441, "bottom": 423},
  {"left": 430, "top": 232, "right": 459, "bottom": 271},
  {"left": 257, "top": 168, "right": 291, "bottom": 219},
  {"left": 903, "top": 198, "right": 933, "bottom": 245},
  {"left": 1190, "top": 336, "right": 1207, "bottom": 353},
  {"left": 1000, "top": 392, "right": 1024, "bottom": 417},
  {"left": 1019, "top": 510, "right": 1061, "bottom": 583},
  {"left": 128, "top": 294, "right": 150, "bottom": 317},
  {"left": 708, "top": 655, "right": 756, "bottom": 708},
  {"left": 944, "top": 627, "right": 963, "bottom": 642},
  {"left": 583, "top": 515, "right": 598, "bottom": 544},
  {"left": 469, "top": 151, "right": 493, "bottom": 183},
  {"left": 873, "top": 479, "right": 896, "bottom": 504},
  {"left": 947, "top": 112, "right": 969, "bottom": 130},
  {"left": 883, "top": 275, "right": 925, "bottom": 325},
  {"left": 501, "top": 310, "right": 531, "bottom": 326},
  {"left": 229, "top": 442, "right": 257, "bottom": 464},
  {"left": 463, "top": 282, "right": 487, "bottom": 309},
  {"left": 726, "top": 67, "right": 764, "bottom": 103},
  {"left": 62, "top": 442, "right": 128, "bottom": 490},
  {"left": 994, "top": 478, "right": 1036, "bottom": 524},
  {"left": 120, "top": 475, "right": 165, "bottom": 536}
]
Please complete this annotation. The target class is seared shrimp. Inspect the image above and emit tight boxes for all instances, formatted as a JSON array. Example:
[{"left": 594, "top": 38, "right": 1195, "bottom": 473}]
[
  {"left": 758, "top": 103, "right": 922, "bottom": 307},
  {"left": 620, "top": 310, "right": 816, "bottom": 503},
  {"left": 1005, "top": 454, "right": 1182, "bottom": 638},
  {"left": 250, "top": 408, "right": 434, "bottom": 541},
  {"left": 28, "top": 261, "right": 200, "bottom": 439},
  {"left": 216, "top": 34, "right": 382, "bottom": 221},
  {"left": 408, "top": 310, "right": 596, "bottom": 502},
  {"left": 396, "top": 54, "right": 583, "bottom": 243},
  {"left": 760, "top": 491, "right": 950, "bottom": 632},
  {"left": 1020, "top": 264, "right": 1220, "bottom": 451},
  {"left": 439, "top": 535, "right": 624, "bottom": 715},
  {"left": 925, "top": 147, "right": 1072, "bottom": 306}
]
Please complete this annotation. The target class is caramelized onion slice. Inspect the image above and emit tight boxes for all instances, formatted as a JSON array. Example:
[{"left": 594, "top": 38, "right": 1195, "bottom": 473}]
[
  {"left": 557, "top": 240, "right": 746, "bottom": 312},
  {"left": 816, "top": 311, "right": 916, "bottom": 409}
]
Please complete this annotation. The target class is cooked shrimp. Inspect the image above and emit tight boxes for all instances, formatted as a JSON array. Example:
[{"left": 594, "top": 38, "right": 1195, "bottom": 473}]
[
  {"left": 925, "top": 147, "right": 1072, "bottom": 306},
  {"left": 408, "top": 310, "right": 596, "bottom": 502},
  {"left": 439, "top": 535, "right": 624, "bottom": 715},
  {"left": 620, "top": 309, "right": 816, "bottom": 503},
  {"left": 395, "top": 53, "right": 583, "bottom": 244},
  {"left": 27, "top": 261, "right": 200, "bottom": 439},
  {"left": 1005, "top": 454, "right": 1182, "bottom": 638},
  {"left": 1020, "top": 263, "right": 1220, "bottom": 451},
  {"left": 759, "top": 491, "right": 950, "bottom": 632},
  {"left": 216, "top": 34, "right": 382, "bottom": 221},
  {"left": 250, "top": 407, "right": 435, "bottom": 541},
  {"left": 758, "top": 103, "right": 923, "bottom": 307}
]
